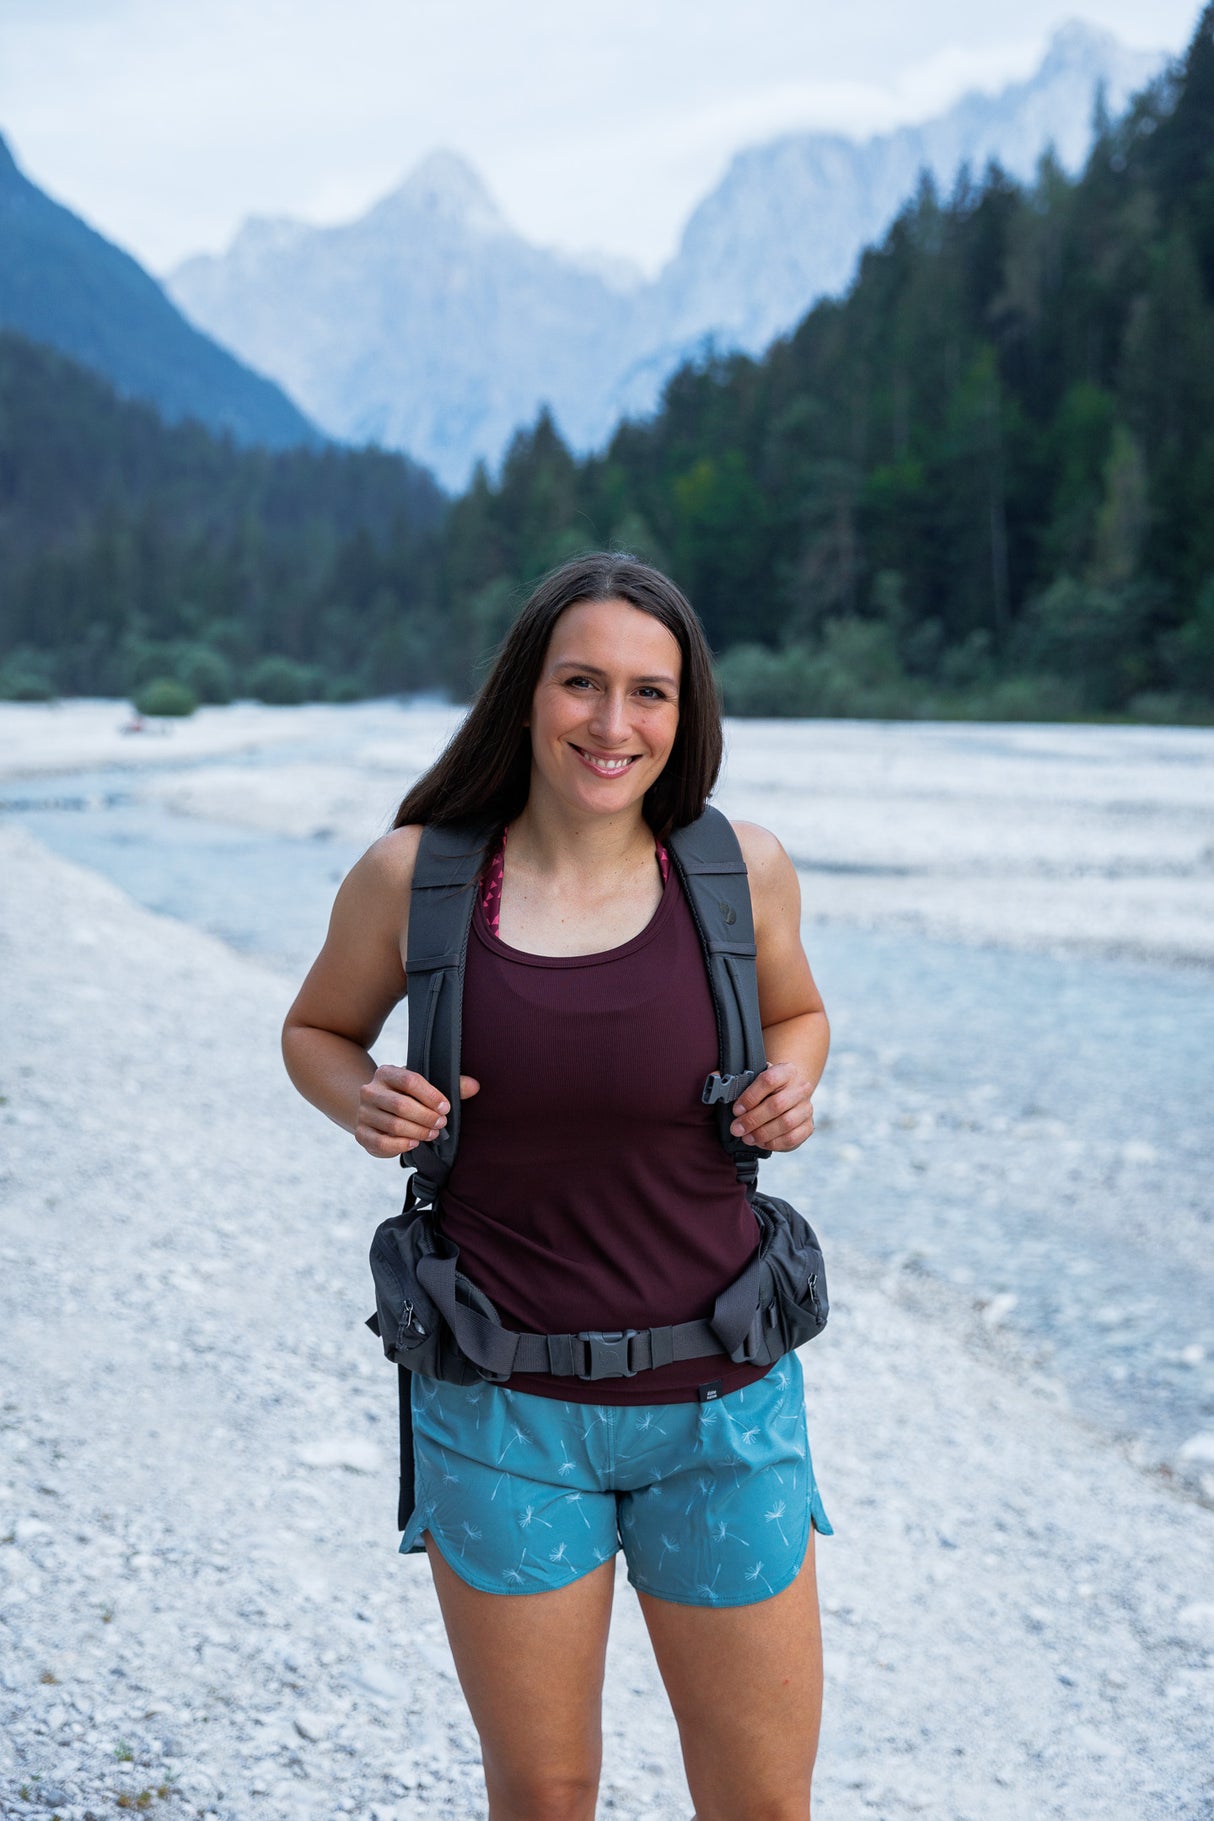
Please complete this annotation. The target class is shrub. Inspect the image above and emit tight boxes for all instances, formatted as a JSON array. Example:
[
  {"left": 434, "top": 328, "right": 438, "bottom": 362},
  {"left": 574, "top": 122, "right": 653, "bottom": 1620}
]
[
  {"left": 249, "top": 655, "right": 316, "bottom": 705},
  {"left": 176, "top": 643, "right": 234, "bottom": 705},
  {"left": 133, "top": 676, "right": 197, "bottom": 717},
  {"left": 974, "top": 674, "right": 1081, "bottom": 722},
  {"left": 0, "top": 649, "right": 57, "bottom": 700}
]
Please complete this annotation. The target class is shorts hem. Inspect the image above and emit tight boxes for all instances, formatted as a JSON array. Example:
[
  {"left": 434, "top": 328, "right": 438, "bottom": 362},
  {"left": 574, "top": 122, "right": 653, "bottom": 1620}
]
[
  {"left": 627, "top": 1499, "right": 815, "bottom": 1609},
  {"left": 424, "top": 1526, "right": 620, "bottom": 1597}
]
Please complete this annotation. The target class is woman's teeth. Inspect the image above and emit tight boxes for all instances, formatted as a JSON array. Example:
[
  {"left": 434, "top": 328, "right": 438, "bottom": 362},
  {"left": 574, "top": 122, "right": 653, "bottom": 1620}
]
[{"left": 575, "top": 748, "right": 636, "bottom": 773}]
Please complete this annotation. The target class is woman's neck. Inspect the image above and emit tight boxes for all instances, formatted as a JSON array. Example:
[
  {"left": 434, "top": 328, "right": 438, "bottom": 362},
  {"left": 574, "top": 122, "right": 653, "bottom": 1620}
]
[{"left": 506, "top": 798, "right": 656, "bottom": 886}]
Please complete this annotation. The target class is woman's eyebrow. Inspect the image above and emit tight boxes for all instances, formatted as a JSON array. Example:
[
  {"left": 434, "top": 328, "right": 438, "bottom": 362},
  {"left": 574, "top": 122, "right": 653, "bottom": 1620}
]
[{"left": 552, "top": 660, "right": 679, "bottom": 689}]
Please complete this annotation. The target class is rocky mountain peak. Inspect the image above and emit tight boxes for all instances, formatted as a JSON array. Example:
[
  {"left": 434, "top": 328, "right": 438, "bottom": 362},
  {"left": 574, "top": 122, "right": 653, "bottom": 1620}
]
[{"left": 371, "top": 148, "right": 507, "bottom": 237}]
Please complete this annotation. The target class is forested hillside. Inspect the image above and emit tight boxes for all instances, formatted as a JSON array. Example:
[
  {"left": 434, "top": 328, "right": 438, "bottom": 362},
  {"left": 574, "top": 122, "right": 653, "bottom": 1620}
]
[
  {"left": 2, "top": 4, "right": 1212, "bottom": 719},
  {"left": 441, "top": 2, "right": 1214, "bottom": 719},
  {"left": 0, "top": 334, "right": 446, "bottom": 703},
  {"left": 0, "top": 133, "right": 318, "bottom": 452}
]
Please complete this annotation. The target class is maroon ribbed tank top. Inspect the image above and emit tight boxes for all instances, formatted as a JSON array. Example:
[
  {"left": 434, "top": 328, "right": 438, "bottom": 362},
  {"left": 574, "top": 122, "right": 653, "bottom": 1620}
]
[{"left": 439, "top": 861, "right": 770, "bottom": 1403}]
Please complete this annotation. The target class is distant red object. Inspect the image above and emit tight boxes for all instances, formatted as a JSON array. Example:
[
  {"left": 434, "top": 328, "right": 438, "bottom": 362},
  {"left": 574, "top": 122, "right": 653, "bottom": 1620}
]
[{"left": 121, "top": 713, "right": 146, "bottom": 735}]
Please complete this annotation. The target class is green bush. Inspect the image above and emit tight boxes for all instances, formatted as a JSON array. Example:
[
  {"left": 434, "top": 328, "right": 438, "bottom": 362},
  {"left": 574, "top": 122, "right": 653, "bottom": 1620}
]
[
  {"left": 718, "top": 619, "right": 922, "bottom": 719},
  {"left": 176, "top": 643, "right": 234, "bottom": 705},
  {"left": 0, "top": 648, "right": 57, "bottom": 700},
  {"left": 972, "top": 674, "right": 1081, "bottom": 722},
  {"left": 248, "top": 655, "right": 316, "bottom": 705},
  {"left": 134, "top": 676, "right": 197, "bottom": 717},
  {"left": 324, "top": 675, "right": 364, "bottom": 704},
  {"left": 716, "top": 643, "right": 815, "bottom": 717}
]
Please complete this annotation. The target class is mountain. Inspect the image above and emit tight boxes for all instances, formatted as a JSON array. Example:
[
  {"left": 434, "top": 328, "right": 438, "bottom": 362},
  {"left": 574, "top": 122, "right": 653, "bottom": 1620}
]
[
  {"left": 167, "top": 21, "right": 1167, "bottom": 488},
  {"left": 171, "top": 150, "right": 635, "bottom": 488},
  {"left": 643, "top": 20, "right": 1162, "bottom": 361},
  {"left": 0, "top": 132, "right": 320, "bottom": 451}
]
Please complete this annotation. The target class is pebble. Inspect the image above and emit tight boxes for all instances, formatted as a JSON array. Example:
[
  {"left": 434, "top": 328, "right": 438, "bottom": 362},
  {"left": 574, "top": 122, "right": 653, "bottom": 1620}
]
[
  {"left": 1174, "top": 1601, "right": 1214, "bottom": 1643},
  {"left": 293, "top": 1711, "right": 333, "bottom": 1742},
  {"left": 294, "top": 1437, "right": 382, "bottom": 1473}
]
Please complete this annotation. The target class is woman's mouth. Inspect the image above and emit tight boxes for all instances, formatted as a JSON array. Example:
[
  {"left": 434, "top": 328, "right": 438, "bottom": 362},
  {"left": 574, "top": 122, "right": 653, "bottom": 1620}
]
[{"left": 570, "top": 745, "right": 639, "bottom": 778}]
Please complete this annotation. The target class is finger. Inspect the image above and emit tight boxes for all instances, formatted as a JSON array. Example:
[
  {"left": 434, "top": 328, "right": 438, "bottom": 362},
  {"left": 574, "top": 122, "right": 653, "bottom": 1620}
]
[
  {"left": 459, "top": 1075, "right": 481, "bottom": 1099},
  {"left": 374, "top": 1066, "right": 449, "bottom": 1115},
  {"left": 755, "top": 1115, "right": 816, "bottom": 1153},
  {"left": 730, "top": 1085, "right": 803, "bottom": 1137},
  {"left": 358, "top": 1094, "right": 447, "bottom": 1141},
  {"left": 750, "top": 1103, "right": 815, "bottom": 1145},
  {"left": 731, "top": 1063, "right": 792, "bottom": 1117},
  {"left": 356, "top": 1127, "right": 417, "bottom": 1159}
]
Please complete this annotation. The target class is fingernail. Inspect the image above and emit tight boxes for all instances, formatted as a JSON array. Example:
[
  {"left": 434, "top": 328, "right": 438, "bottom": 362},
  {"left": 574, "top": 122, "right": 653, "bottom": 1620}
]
[
  {"left": 730, "top": 1121, "right": 744, "bottom": 1136},
  {"left": 438, "top": 1100, "right": 450, "bottom": 1115}
]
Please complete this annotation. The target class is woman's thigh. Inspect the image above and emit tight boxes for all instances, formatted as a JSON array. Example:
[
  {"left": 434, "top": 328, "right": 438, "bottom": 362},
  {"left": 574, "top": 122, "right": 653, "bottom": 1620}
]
[
  {"left": 425, "top": 1536, "right": 615, "bottom": 1817},
  {"left": 637, "top": 1530, "right": 824, "bottom": 1821}
]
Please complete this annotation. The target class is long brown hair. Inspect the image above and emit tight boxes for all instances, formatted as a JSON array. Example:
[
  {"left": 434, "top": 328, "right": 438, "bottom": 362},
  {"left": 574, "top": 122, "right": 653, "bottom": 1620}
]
[{"left": 394, "top": 553, "right": 722, "bottom": 838}]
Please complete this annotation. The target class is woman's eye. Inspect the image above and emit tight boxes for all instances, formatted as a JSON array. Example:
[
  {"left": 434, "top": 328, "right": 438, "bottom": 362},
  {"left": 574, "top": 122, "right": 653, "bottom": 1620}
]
[
  {"left": 637, "top": 686, "right": 668, "bottom": 701},
  {"left": 564, "top": 675, "right": 594, "bottom": 690}
]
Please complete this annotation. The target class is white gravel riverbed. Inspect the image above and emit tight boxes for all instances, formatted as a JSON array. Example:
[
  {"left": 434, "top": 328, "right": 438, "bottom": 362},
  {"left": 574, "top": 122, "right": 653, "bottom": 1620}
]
[{"left": 2, "top": 825, "right": 1212, "bottom": 1821}]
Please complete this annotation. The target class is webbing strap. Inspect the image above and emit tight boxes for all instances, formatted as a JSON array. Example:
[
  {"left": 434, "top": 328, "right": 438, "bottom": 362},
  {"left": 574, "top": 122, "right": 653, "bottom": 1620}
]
[{"left": 413, "top": 1240, "right": 764, "bottom": 1381}]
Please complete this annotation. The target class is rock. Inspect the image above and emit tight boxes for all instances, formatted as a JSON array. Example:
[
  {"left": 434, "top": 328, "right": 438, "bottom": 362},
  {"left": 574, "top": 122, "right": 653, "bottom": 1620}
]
[
  {"left": 983, "top": 1292, "right": 1018, "bottom": 1327},
  {"left": 293, "top": 1710, "right": 334, "bottom": 1741},
  {"left": 294, "top": 1437, "right": 382, "bottom": 1473},
  {"left": 346, "top": 1661, "right": 411, "bottom": 1702},
  {"left": 1174, "top": 1601, "right": 1214, "bottom": 1643},
  {"left": 1178, "top": 1432, "right": 1214, "bottom": 1468}
]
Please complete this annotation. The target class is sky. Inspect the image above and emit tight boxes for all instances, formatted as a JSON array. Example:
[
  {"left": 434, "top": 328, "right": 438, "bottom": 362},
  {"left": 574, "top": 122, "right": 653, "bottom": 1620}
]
[{"left": 0, "top": 0, "right": 1201, "bottom": 279}]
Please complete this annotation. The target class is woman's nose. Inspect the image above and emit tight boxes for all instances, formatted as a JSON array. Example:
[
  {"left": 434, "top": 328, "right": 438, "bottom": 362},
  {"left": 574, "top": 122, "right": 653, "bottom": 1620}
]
[{"left": 588, "top": 691, "right": 630, "bottom": 741}]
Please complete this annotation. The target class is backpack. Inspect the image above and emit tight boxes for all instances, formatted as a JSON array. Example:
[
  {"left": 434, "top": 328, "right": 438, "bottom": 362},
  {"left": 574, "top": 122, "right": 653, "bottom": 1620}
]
[{"left": 366, "top": 805, "right": 828, "bottom": 1532}]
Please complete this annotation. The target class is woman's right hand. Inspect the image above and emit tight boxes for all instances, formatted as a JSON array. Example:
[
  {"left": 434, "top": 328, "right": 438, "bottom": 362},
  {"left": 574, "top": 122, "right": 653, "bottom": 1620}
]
[{"left": 355, "top": 1065, "right": 481, "bottom": 1158}]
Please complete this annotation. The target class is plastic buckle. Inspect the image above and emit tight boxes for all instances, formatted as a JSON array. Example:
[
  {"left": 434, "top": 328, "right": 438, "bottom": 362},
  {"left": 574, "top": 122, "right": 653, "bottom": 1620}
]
[
  {"left": 701, "top": 1070, "right": 757, "bottom": 1106},
  {"left": 575, "top": 1330, "right": 639, "bottom": 1380}
]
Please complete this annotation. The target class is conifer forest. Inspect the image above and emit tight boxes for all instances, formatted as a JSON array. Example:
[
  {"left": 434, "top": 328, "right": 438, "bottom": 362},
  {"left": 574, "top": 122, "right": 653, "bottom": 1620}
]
[{"left": 2, "top": 5, "right": 1213, "bottom": 719}]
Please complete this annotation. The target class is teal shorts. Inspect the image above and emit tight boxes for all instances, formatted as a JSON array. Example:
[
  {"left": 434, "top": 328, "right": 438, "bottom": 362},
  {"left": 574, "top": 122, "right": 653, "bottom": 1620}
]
[{"left": 400, "top": 1351, "right": 832, "bottom": 1605}]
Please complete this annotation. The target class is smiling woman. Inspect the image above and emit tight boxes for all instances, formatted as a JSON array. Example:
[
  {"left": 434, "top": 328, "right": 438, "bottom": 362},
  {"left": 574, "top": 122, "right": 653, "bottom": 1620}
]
[
  {"left": 529, "top": 600, "right": 680, "bottom": 811},
  {"left": 281, "top": 551, "right": 832, "bottom": 1820}
]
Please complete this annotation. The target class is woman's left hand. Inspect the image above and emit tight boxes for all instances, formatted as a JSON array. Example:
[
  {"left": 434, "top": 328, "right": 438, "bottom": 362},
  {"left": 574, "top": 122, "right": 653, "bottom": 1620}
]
[{"left": 729, "top": 1061, "right": 816, "bottom": 1152}]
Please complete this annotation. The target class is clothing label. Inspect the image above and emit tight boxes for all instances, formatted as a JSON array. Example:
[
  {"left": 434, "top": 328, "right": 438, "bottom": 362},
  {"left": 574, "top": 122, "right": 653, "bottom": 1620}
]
[{"left": 698, "top": 1379, "right": 724, "bottom": 1403}]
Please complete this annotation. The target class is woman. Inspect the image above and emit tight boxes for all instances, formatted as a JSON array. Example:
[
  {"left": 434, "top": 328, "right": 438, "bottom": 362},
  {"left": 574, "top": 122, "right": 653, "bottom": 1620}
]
[{"left": 282, "top": 554, "right": 832, "bottom": 1821}]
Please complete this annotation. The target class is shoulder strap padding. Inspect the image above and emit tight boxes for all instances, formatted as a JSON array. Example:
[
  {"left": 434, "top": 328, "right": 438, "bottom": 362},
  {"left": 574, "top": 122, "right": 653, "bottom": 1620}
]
[
  {"left": 405, "top": 818, "right": 498, "bottom": 1196},
  {"left": 669, "top": 807, "right": 770, "bottom": 1179}
]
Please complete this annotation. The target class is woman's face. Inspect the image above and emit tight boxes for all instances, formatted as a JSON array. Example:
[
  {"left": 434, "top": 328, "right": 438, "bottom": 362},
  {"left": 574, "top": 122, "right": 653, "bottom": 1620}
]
[{"left": 527, "top": 598, "right": 682, "bottom": 821}]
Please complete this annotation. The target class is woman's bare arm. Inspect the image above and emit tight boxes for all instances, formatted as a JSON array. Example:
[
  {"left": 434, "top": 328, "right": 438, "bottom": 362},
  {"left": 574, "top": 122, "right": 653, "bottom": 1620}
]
[
  {"left": 727, "top": 821, "right": 829, "bottom": 1152},
  {"left": 281, "top": 825, "right": 474, "bottom": 1157}
]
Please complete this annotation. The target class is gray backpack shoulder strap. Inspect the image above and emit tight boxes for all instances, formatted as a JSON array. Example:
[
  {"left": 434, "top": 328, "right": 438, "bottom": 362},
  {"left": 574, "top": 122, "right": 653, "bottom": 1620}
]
[
  {"left": 667, "top": 806, "right": 770, "bottom": 1184},
  {"left": 404, "top": 818, "right": 498, "bottom": 1198}
]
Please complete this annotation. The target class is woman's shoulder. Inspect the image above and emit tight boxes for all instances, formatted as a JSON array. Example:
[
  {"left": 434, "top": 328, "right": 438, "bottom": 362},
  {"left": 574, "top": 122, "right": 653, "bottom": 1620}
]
[
  {"left": 347, "top": 822, "right": 425, "bottom": 902},
  {"left": 726, "top": 819, "right": 799, "bottom": 934},
  {"left": 728, "top": 818, "right": 790, "bottom": 878}
]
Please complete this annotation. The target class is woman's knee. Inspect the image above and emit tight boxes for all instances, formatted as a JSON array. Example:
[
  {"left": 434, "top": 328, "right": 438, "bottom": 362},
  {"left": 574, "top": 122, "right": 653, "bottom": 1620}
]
[{"left": 484, "top": 1758, "right": 600, "bottom": 1821}]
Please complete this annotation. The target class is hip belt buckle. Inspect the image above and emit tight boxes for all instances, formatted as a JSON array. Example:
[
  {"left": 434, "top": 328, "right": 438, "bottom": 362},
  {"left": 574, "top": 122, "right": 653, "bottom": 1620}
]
[{"left": 575, "top": 1329, "right": 639, "bottom": 1380}]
